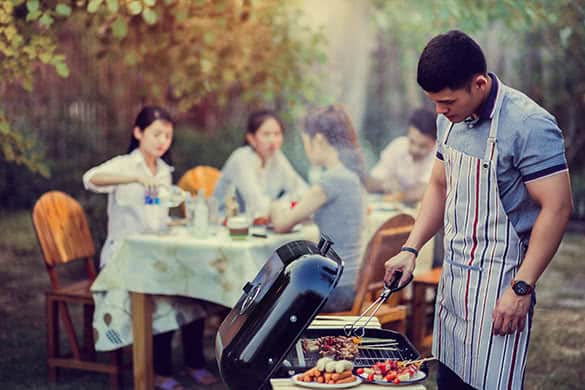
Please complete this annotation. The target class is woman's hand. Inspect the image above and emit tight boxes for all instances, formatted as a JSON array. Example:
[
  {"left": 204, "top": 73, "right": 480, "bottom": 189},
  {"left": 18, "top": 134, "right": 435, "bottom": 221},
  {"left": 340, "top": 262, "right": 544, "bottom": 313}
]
[
  {"left": 384, "top": 251, "right": 416, "bottom": 288},
  {"left": 136, "top": 176, "right": 161, "bottom": 195}
]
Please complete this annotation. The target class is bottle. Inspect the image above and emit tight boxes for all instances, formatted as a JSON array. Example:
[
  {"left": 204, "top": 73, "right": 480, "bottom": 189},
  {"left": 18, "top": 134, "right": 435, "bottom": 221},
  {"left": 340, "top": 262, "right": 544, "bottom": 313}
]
[
  {"left": 193, "top": 189, "right": 209, "bottom": 238},
  {"left": 185, "top": 193, "right": 195, "bottom": 224},
  {"left": 224, "top": 184, "right": 239, "bottom": 218}
]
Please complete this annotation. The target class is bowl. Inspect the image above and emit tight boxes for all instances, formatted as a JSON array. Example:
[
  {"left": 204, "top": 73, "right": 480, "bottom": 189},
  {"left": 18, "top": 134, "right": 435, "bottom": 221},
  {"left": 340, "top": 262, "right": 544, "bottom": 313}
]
[{"left": 227, "top": 216, "right": 250, "bottom": 240}]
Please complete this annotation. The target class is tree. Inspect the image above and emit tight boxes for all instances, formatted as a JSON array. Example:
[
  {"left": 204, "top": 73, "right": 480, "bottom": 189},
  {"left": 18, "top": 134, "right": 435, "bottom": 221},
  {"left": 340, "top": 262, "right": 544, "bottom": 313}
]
[
  {"left": 368, "top": 0, "right": 585, "bottom": 173},
  {"left": 0, "top": 0, "right": 325, "bottom": 176}
]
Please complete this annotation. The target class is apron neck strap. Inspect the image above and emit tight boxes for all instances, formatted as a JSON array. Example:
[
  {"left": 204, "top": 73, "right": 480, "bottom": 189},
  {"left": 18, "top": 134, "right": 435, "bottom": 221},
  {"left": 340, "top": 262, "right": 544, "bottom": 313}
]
[{"left": 485, "top": 80, "right": 505, "bottom": 162}]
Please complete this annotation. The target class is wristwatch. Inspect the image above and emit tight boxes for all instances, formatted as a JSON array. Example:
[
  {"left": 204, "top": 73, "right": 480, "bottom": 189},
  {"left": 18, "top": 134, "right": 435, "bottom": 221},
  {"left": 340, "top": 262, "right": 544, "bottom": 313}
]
[{"left": 511, "top": 279, "right": 534, "bottom": 296}]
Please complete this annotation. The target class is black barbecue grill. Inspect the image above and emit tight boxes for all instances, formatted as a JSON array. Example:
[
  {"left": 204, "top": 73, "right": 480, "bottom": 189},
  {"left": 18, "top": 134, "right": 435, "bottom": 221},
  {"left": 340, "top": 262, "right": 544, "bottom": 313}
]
[{"left": 215, "top": 236, "right": 421, "bottom": 389}]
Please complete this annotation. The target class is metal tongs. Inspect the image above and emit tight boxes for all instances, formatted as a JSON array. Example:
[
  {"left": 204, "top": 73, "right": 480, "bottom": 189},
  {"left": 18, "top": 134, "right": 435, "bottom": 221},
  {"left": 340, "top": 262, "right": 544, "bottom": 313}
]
[{"left": 344, "top": 272, "right": 413, "bottom": 338}]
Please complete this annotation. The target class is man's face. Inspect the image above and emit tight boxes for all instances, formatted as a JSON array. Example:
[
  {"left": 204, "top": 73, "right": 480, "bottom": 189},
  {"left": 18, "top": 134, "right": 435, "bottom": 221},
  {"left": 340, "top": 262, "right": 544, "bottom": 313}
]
[
  {"left": 407, "top": 126, "right": 436, "bottom": 161},
  {"left": 425, "top": 75, "right": 489, "bottom": 123}
]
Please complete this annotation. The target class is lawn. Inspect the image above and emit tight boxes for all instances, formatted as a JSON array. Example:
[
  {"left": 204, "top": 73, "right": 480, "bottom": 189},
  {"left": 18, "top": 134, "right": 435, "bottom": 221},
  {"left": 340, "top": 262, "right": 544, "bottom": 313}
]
[{"left": 0, "top": 209, "right": 583, "bottom": 389}]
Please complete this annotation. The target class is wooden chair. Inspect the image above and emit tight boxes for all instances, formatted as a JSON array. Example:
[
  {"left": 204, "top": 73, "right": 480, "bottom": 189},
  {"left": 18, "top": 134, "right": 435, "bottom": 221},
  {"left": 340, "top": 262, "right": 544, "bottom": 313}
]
[
  {"left": 177, "top": 165, "right": 221, "bottom": 198},
  {"left": 323, "top": 214, "right": 415, "bottom": 334},
  {"left": 409, "top": 266, "right": 442, "bottom": 353},
  {"left": 32, "top": 191, "right": 124, "bottom": 389}
]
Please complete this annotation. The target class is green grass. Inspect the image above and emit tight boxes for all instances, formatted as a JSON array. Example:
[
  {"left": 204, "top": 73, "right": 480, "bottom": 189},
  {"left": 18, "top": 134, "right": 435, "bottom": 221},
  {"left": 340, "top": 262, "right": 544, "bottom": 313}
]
[{"left": 1, "top": 209, "right": 584, "bottom": 389}]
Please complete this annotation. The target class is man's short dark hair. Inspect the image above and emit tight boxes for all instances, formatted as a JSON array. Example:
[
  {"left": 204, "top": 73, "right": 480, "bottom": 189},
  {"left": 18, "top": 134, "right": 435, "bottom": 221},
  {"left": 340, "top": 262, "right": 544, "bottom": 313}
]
[
  {"left": 409, "top": 108, "right": 437, "bottom": 140},
  {"left": 417, "top": 30, "right": 487, "bottom": 93}
]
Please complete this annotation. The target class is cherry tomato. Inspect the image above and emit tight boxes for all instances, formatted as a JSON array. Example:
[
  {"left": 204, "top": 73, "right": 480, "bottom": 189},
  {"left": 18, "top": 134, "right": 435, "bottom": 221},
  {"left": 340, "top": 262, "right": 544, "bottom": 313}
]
[
  {"left": 394, "top": 377, "right": 401, "bottom": 384},
  {"left": 356, "top": 368, "right": 364, "bottom": 375}
]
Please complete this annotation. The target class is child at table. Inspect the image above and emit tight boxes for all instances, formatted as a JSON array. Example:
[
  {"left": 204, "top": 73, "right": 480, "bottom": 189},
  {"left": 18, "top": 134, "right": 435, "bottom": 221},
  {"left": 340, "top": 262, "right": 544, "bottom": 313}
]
[
  {"left": 213, "top": 109, "right": 308, "bottom": 218},
  {"left": 83, "top": 106, "right": 218, "bottom": 389},
  {"left": 269, "top": 105, "right": 366, "bottom": 312}
]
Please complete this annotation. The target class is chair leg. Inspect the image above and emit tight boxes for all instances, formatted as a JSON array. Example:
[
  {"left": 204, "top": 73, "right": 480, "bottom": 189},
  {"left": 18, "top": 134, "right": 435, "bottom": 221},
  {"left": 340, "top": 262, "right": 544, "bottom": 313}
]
[
  {"left": 46, "top": 296, "right": 59, "bottom": 383},
  {"left": 59, "top": 301, "right": 82, "bottom": 360},
  {"left": 109, "top": 349, "right": 124, "bottom": 390},
  {"left": 83, "top": 304, "right": 96, "bottom": 361}
]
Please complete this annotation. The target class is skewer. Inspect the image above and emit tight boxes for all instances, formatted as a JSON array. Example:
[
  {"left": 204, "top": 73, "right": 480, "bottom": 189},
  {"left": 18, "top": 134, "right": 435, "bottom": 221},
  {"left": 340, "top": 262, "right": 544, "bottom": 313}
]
[
  {"left": 403, "top": 356, "right": 437, "bottom": 365},
  {"left": 358, "top": 345, "right": 399, "bottom": 351}
]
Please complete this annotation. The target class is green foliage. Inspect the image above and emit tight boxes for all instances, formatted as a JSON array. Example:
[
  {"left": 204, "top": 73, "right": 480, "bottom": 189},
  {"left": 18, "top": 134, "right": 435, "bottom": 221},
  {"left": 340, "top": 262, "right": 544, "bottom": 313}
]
[
  {"left": 79, "top": 0, "right": 325, "bottom": 112},
  {"left": 0, "top": 0, "right": 71, "bottom": 176},
  {"left": 0, "top": 0, "right": 326, "bottom": 179}
]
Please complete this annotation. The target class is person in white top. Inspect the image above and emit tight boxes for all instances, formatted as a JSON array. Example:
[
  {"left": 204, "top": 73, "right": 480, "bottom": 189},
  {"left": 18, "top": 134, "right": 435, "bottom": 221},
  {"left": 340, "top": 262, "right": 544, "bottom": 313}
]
[
  {"left": 83, "top": 106, "right": 218, "bottom": 389},
  {"left": 213, "top": 110, "right": 308, "bottom": 218},
  {"left": 368, "top": 108, "right": 437, "bottom": 204}
]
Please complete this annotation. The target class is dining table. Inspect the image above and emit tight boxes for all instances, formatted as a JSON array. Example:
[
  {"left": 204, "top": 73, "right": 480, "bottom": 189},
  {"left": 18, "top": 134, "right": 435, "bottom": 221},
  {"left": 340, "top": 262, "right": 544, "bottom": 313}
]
[
  {"left": 365, "top": 195, "right": 434, "bottom": 276},
  {"left": 90, "top": 223, "right": 319, "bottom": 390}
]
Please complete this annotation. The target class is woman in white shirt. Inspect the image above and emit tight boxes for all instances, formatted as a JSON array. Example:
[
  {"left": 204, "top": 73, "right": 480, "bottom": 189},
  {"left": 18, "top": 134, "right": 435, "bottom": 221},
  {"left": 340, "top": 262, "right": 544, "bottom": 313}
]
[
  {"left": 213, "top": 110, "right": 308, "bottom": 218},
  {"left": 83, "top": 106, "right": 218, "bottom": 389}
]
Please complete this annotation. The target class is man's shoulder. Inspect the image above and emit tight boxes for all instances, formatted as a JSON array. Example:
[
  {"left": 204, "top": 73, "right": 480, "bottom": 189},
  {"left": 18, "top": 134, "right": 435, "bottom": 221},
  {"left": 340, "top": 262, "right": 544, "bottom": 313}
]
[
  {"left": 382, "top": 136, "right": 409, "bottom": 155},
  {"left": 501, "top": 85, "right": 556, "bottom": 125}
]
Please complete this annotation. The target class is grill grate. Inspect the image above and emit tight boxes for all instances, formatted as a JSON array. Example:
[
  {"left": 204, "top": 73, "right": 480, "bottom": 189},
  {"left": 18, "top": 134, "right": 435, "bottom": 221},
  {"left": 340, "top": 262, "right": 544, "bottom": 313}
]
[{"left": 283, "top": 328, "right": 419, "bottom": 371}]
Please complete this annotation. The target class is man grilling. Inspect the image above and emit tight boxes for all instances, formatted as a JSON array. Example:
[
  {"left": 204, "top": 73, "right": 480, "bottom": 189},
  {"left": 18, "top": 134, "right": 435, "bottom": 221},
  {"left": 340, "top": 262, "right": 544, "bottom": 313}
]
[{"left": 384, "top": 30, "right": 572, "bottom": 389}]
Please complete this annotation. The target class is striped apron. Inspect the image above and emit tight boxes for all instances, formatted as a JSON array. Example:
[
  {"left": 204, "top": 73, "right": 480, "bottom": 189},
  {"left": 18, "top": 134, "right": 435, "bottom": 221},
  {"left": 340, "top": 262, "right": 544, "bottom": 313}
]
[{"left": 432, "top": 85, "right": 534, "bottom": 389}]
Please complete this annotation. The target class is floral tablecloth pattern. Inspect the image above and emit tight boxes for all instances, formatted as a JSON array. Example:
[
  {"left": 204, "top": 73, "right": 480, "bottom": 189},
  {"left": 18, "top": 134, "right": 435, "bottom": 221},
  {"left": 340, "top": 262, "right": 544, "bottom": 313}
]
[{"left": 91, "top": 226, "right": 319, "bottom": 351}]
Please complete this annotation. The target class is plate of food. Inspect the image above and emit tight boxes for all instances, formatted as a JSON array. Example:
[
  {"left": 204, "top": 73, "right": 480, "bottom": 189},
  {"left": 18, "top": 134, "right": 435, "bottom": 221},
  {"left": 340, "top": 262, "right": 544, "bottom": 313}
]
[
  {"left": 291, "top": 358, "right": 362, "bottom": 388},
  {"left": 357, "top": 359, "right": 429, "bottom": 386},
  {"left": 291, "top": 374, "right": 362, "bottom": 389}
]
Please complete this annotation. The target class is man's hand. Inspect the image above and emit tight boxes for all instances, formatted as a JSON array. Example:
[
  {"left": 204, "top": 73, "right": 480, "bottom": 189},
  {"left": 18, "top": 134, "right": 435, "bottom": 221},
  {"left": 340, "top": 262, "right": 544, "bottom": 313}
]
[
  {"left": 384, "top": 251, "right": 416, "bottom": 288},
  {"left": 492, "top": 287, "right": 531, "bottom": 335}
]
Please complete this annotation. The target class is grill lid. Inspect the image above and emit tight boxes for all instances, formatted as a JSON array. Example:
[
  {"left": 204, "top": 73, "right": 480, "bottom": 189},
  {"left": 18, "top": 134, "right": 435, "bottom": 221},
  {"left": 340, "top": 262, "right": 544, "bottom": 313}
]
[{"left": 215, "top": 235, "right": 343, "bottom": 390}]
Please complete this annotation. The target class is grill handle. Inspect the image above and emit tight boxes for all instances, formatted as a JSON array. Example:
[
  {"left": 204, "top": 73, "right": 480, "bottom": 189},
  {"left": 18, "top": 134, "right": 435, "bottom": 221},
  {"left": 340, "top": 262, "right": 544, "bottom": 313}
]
[{"left": 380, "top": 271, "right": 413, "bottom": 302}]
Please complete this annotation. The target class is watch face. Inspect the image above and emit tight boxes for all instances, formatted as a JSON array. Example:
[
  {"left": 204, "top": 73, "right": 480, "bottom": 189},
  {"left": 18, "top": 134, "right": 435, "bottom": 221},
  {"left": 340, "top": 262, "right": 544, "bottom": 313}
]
[{"left": 513, "top": 281, "right": 530, "bottom": 295}]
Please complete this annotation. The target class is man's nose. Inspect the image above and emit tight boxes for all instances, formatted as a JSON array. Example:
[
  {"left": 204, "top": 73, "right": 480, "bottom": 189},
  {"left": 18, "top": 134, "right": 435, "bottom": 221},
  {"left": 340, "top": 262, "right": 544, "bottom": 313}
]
[{"left": 435, "top": 104, "right": 448, "bottom": 114}]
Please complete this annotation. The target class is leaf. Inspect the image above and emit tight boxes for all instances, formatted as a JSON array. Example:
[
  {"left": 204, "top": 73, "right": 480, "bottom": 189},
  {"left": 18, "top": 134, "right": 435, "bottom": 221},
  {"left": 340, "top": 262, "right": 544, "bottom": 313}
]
[
  {"left": 39, "top": 13, "right": 53, "bottom": 27},
  {"left": 39, "top": 52, "right": 51, "bottom": 63},
  {"left": 128, "top": 1, "right": 142, "bottom": 15},
  {"left": 203, "top": 31, "right": 215, "bottom": 45},
  {"left": 26, "top": 0, "right": 39, "bottom": 13},
  {"left": 87, "top": 0, "right": 103, "bottom": 13},
  {"left": 55, "top": 62, "right": 69, "bottom": 77},
  {"left": 55, "top": 3, "right": 71, "bottom": 16},
  {"left": 560, "top": 26, "right": 572, "bottom": 48},
  {"left": 142, "top": 8, "right": 158, "bottom": 25},
  {"left": 112, "top": 17, "right": 127, "bottom": 39},
  {"left": 25, "top": 9, "right": 41, "bottom": 21},
  {"left": 106, "top": 0, "right": 119, "bottom": 13}
]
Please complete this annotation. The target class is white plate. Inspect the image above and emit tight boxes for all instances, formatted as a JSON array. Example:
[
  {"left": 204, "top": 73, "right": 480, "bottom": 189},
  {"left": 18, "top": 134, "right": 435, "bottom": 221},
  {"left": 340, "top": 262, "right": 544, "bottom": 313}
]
[
  {"left": 291, "top": 374, "right": 362, "bottom": 388},
  {"left": 358, "top": 369, "right": 427, "bottom": 386}
]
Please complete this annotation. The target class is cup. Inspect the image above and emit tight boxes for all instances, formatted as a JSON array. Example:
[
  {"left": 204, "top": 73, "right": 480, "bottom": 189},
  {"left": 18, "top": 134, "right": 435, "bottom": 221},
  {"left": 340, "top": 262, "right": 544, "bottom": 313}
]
[{"left": 227, "top": 216, "right": 250, "bottom": 240}]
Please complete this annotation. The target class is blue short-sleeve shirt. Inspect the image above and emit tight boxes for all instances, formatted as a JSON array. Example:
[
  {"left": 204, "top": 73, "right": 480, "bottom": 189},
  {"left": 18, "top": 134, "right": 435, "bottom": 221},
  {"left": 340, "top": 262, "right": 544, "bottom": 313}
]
[{"left": 436, "top": 74, "right": 568, "bottom": 244}]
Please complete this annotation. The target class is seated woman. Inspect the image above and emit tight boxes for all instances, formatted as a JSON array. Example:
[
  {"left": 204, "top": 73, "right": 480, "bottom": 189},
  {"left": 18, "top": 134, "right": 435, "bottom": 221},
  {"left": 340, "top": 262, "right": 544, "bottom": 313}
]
[
  {"left": 269, "top": 105, "right": 366, "bottom": 312},
  {"left": 83, "top": 106, "right": 218, "bottom": 389},
  {"left": 213, "top": 110, "right": 308, "bottom": 218}
]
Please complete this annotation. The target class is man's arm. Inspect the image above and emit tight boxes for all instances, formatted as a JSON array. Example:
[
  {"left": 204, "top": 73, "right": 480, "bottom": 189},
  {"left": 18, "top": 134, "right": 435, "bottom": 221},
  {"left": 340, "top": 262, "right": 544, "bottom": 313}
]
[
  {"left": 492, "top": 171, "right": 573, "bottom": 335},
  {"left": 384, "top": 159, "right": 446, "bottom": 286}
]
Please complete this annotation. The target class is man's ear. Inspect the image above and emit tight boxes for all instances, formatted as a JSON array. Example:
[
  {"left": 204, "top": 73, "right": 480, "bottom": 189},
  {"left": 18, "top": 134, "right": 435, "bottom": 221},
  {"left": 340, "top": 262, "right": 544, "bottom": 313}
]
[{"left": 473, "top": 74, "right": 489, "bottom": 91}]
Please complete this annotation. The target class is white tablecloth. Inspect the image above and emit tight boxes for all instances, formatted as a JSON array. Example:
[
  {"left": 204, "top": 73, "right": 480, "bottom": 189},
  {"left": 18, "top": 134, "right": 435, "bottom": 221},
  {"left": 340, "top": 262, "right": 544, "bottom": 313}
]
[{"left": 90, "top": 224, "right": 319, "bottom": 350}]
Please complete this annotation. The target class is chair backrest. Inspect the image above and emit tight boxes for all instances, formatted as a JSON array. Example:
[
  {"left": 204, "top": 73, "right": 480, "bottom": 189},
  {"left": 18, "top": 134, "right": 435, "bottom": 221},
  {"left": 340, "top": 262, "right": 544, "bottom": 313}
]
[
  {"left": 32, "top": 191, "right": 97, "bottom": 288},
  {"left": 177, "top": 166, "right": 221, "bottom": 198},
  {"left": 351, "top": 213, "right": 415, "bottom": 314}
]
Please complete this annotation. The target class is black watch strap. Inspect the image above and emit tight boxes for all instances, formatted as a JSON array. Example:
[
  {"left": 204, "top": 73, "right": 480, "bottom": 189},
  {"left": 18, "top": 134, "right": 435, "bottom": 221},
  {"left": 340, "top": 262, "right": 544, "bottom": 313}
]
[{"left": 400, "top": 246, "right": 419, "bottom": 258}]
